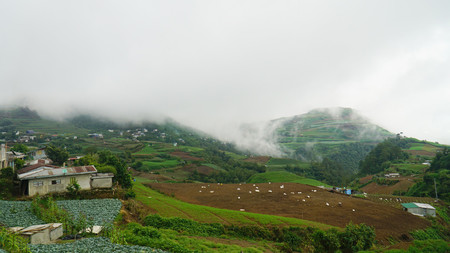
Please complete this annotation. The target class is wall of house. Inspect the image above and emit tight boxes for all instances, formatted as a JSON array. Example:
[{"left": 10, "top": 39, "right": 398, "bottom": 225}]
[
  {"left": 28, "top": 229, "right": 51, "bottom": 244},
  {"left": 28, "top": 174, "right": 93, "bottom": 196},
  {"left": 49, "top": 225, "right": 63, "bottom": 241},
  {"left": 91, "top": 177, "right": 113, "bottom": 188},
  {"left": 0, "top": 144, "right": 6, "bottom": 169}
]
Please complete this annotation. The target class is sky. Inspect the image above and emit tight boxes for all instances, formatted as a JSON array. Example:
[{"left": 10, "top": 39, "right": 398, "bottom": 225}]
[{"left": 1, "top": 1, "right": 450, "bottom": 148}]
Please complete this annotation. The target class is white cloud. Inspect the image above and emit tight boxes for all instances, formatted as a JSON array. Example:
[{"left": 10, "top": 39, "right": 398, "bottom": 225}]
[{"left": 1, "top": 0, "right": 449, "bottom": 147}]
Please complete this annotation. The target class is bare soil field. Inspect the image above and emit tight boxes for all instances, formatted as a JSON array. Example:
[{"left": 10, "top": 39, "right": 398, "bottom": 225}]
[
  {"left": 148, "top": 182, "right": 430, "bottom": 244},
  {"left": 406, "top": 150, "right": 435, "bottom": 157},
  {"left": 361, "top": 177, "right": 416, "bottom": 195}
]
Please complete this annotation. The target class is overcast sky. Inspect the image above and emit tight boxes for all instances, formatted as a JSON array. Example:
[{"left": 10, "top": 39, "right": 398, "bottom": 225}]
[{"left": 1, "top": 1, "right": 449, "bottom": 146}]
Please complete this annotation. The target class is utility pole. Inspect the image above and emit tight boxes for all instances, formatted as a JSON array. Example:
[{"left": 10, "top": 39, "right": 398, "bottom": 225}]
[{"left": 434, "top": 178, "right": 438, "bottom": 200}]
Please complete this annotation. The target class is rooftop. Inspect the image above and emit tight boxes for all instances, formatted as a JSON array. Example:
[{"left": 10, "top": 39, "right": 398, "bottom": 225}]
[{"left": 17, "top": 165, "right": 97, "bottom": 180}]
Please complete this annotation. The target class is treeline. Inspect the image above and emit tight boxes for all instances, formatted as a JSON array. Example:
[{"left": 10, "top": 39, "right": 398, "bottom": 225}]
[
  {"left": 358, "top": 138, "right": 409, "bottom": 176},
  {"left": 406, "top": 148, "right": 450, "bottom": 201},
  {"left": 123, "top": 214, "right": 376, "bottom": 253},
  {"left": 188, "top": 148, "right": 265, "bottom": 183}
]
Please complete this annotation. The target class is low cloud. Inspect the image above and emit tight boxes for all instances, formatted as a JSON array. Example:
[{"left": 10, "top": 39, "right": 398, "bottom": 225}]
[{"left": 1, "top": 1, "right": 449, "bottom": 146}]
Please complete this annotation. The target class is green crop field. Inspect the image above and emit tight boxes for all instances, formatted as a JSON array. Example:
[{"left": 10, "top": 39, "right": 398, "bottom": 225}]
[
  {"left": 142, "top": 159, "right": 180, "bottom": 170},
  {"left": 133, "top": 177, "right": 333, "bottom": 230},
  {"left": 248, "top": 171, "right": 332, "bottom": 188}
]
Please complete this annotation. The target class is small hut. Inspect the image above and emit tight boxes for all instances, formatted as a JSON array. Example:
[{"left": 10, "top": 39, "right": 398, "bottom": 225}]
[{"left": 401, "top": 202, "right": 436, "bottom": 217}]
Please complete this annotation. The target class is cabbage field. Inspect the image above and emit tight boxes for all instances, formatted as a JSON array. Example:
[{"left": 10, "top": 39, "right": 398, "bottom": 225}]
[
  {"left": 29, "top": 237, "right": 168, "bottom": 253},
  {"left": 57, "top": 199, "right": 122, "bottom": 225},
  {"left": 0, "top": 199, "right": 122, "bottom": 227},
  {"left": 0, "top": 200, "right": 44, "bottom": 227}
]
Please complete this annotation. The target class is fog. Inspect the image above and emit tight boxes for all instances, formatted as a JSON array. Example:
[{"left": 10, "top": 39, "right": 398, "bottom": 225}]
[{"left": 1, "top": 1, "right": 449, "bottom": 151}]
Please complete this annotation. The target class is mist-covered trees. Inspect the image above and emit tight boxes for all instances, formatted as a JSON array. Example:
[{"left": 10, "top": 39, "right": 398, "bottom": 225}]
[{"left": 358, "top": 138, "right": 409, "bottom": 176}]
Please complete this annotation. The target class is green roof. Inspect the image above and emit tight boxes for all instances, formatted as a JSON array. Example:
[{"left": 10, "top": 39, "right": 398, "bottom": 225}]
[{"left": 401, "top": 203, "right": 418, "bottom": 208}]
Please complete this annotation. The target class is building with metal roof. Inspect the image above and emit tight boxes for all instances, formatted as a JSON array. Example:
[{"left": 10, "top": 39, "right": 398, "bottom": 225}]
[
  {"left": 401, "top": 202, "right": 436, "bottom": 217},
  {"left": 17, "top": 164, "right": 112, "bottom": 196}
]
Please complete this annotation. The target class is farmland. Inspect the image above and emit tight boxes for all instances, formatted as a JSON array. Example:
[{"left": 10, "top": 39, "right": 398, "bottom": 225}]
[
  {"left": 148, "top": 182, "right": 431, "bottom": 244},
  {"left": 133, "top": 177, "right": 331, "bottom": 229},
  {"left": 0, "top": 199, "right": 122, "bottom": 227},
  {"left": 29, "top": 237, "right": 167, "bottom": 253},
  {"left": 248, "top": 171, "right": 331, "bottom": 187}
]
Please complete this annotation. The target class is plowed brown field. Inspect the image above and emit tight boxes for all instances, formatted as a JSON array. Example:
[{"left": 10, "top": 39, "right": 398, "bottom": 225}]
[{"left": 149, "top": 182, "right": 430, "bottom": 244}]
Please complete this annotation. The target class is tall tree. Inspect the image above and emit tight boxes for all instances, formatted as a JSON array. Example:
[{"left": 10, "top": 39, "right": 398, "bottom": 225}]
[{"left": 45, "top": 144, "right": 69, "bottom": 166}]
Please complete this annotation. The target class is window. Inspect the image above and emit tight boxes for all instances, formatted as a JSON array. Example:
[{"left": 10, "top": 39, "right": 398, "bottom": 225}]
[
  {"left": 51, "top": 179, "right": 61, "bottom": 185},
  {"left": 33, "top": 181, "right": 43, "bottom": 187}
]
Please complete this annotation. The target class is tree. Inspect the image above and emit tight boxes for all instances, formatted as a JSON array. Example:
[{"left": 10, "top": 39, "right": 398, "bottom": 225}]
[
  {"left": 46, "top": 144, "right": 69, "bottom": 166},
  {"left": 14, "top": 158, "right": 25, "bottom": 170},
  {"left": 10, "top": 143, "right": 29, "bottom": 153}
]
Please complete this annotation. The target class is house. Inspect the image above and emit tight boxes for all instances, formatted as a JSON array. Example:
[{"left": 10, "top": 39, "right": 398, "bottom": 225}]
[
  {"left": 9, "top": 223, "right": 63, "bottom": 244},
  {"left": 0, "top": 144, "right": 6, "bottom": 169},
  {"left": 91, "top": 173, "right": 114, "bottom": 188},
  {"left": 384, "top": 173, "right": 400, "bottom": 178},
  {"left": 28, "top": 148, "right": 47, "bottom": 160},
  {"left": 401, "top": 202, "right": 436, "bottom": 217},
  {"left": 17, "top": 164, "right": 106, "bottom": 196}
]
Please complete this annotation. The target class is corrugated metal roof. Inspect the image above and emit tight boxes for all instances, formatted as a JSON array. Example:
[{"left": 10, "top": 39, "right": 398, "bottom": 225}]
[
  {"left": 17, "top": 165, "right": 97, "bottom": 180},
  {"left": 401, "top": 202, "right": 435, "bottom": 210},
  {"left": 413, "top": 202, "right": 435, "bottom": 210},
  {"left": 401, "top": 203, "right": 418, "bottom": 208}
]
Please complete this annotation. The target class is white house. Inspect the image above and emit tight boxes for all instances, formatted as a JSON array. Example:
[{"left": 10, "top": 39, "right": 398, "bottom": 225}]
[{"left": 17, "top": 164, "right": 113, "bottom": 196}]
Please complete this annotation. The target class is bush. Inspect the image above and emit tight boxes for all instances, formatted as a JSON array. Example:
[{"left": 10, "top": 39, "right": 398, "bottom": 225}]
[
  {"left": 0, "top": 226, "right": 31, "bottom": 253},
  {"left": 407, "top": 239, "right": 450, "bottom": 253},
  {"left": 339, "top": 223, "right": 375, "bottom": 253}
]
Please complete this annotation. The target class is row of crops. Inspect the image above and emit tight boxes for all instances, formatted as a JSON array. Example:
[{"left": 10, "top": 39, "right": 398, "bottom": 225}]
[
  {"left": 29, "top": 237, "right": 168, "bottom": 253},
  {"left": 0, "top": 199, "right": 122, "bottom": 227}
]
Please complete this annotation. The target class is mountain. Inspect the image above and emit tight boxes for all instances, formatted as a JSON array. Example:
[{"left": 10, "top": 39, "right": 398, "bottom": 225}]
[{"left": 272, "top": 108, "right": 394, "bottom": 172}]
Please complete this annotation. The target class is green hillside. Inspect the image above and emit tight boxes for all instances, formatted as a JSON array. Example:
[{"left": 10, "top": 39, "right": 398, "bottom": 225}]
[
  {"left": 273, "top": 108, "right": 394, "bottom": 172},
  {"left": 248, "top": 171, "right": 332, "bottom": 187}
]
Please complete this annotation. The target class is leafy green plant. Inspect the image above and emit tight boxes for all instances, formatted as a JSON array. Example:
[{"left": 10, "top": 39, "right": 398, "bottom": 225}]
[{"left": 0, "top": 226, "right": 31, "bottom": 253}]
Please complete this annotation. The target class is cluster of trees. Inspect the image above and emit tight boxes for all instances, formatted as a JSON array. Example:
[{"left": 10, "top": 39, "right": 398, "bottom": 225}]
[
  {"left": 74, "top": 150, "right": 133, "bottom": 189},
  {"left": 188, "top": 148, "right": 265, "bottom": 183},
  {"left": 358, "top": 138, "right": 409, "bottom": 176},
  {"left": 407, "top": 148, "right": 450, "bottom": 201}
]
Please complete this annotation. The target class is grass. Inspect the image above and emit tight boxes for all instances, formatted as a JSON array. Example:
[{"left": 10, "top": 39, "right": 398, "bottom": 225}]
[
  {"left": 142, "top": 159, "right": 180, "bottom": 170},
  {"left": 391, "top": 163, "right": 428, "bottom": 173},
  {"left": 133, "top": 177, "right": 334, "bottom": 230},
  {"left": 248, "top": 171, "right": 332, "bottom": 188}
]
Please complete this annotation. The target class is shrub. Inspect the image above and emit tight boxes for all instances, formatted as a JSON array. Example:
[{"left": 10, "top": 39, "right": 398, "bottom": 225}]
[{"left": 339, "top": 223, "right": 375, "bottom": 253}]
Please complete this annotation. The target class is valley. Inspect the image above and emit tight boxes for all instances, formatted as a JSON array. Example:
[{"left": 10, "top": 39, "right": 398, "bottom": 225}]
[{"left": 0, "top": 107, "right": 448, "bottom": 252}]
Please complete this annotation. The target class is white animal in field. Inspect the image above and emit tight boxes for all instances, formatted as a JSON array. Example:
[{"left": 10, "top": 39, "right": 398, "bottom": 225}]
[
  {"left": 238, "top": 196, "right": 240, "bottom": 199},
  {"left": 210, "top": 191, "right": 214, "bottom": 193},
  {"left": 302, "top": 199, "right": 306, "bottom": 202},
  {"left": 307, "top": 195, "right": 310, "bottom": 198},
  {"left": 298, "top": 192, "right": 302, "bottom": 194},
  {"left": 255, "top": 189, "right": 260, "bottom": 193},
  {"left": 249, "top": 191, "right": 252, "bottom": 194},
  {"left": 352, "top": 209, "right": 356, "bottom": 212},
  {"left": 326, "top": 202, "right": 329, "bottom": 206},
  {"left": 291, "top": 192, "right": 295, "bottom": 194},
  {"left": 283, "top": 193, "right": 287, "bottom": 196},
  {"left": 199, "top": 190, "right": 202, "bottom": 193},
  {"left": 268, "top": 190, "right": 272, "bottom": 193},
  {"left": 237, "top": 188, "right": 240, "bottom": 190},
  {"left": 280, "top": 185, "right": 284, "bottom": 189}
]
